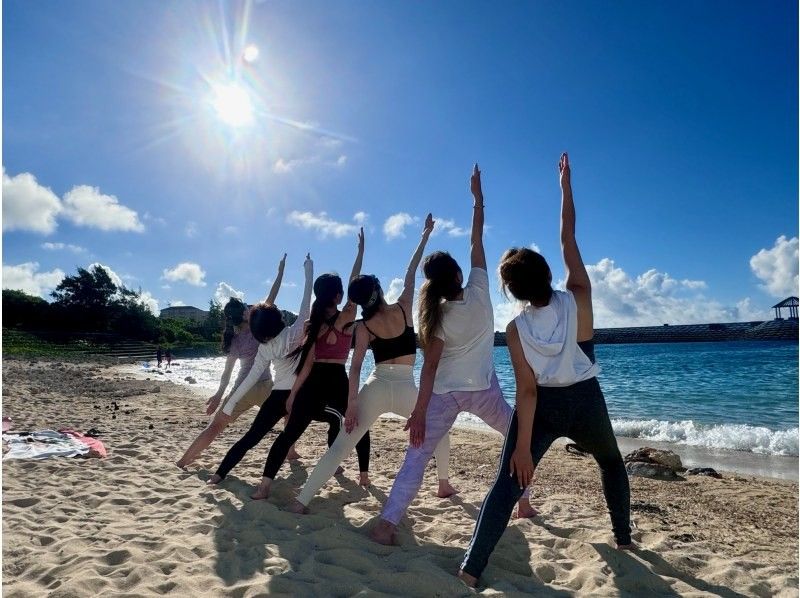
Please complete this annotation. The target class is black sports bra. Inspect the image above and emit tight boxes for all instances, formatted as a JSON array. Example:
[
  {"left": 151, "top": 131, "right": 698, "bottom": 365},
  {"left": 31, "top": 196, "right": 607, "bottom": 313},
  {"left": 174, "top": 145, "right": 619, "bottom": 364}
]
[{"left": 362, "top": 304, "right": 417, "bottom": 363}]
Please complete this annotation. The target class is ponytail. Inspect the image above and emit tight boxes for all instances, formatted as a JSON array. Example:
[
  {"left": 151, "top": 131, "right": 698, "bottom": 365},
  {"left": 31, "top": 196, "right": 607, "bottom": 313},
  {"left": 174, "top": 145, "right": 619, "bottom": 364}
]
[
  {"left": 289, "top": 273, "right": 343, "bottom": 373},
  {"left": 418, "top": 251, "right": 462, "bottom": 348},
  {"left": 221, "top": 298, "right": 247, "bottom": 354}
]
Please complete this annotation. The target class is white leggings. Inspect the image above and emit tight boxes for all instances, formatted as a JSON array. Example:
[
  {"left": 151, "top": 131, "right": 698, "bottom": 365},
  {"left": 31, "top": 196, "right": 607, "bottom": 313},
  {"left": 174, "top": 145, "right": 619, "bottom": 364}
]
[{"left": 297, "top": 364, "right": 450, "bottom": 506}]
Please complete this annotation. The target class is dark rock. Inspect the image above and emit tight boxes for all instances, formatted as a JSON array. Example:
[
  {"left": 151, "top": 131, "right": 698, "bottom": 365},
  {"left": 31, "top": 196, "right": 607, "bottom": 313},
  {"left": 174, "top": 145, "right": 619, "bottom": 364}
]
[
  {"left": 148, "top": 424, "right": 154, "bottom": 430},
  {"left": 624, "top": 447, "right": 683, "bottom": 471},
  {"left": 625, "top": 461, "right": 681, "bottom": 480},
  {"left": 631, "top": 500, "right": 666, "bottom": 515},
  {"left": 687, "top": 467, "right": 722, "bottom": 479},
  {"left": 184, "top": 376, "right": 197, "bottom": 384},
  {"left": 150, "top": 387, "right": 160, "bottom": 394}
]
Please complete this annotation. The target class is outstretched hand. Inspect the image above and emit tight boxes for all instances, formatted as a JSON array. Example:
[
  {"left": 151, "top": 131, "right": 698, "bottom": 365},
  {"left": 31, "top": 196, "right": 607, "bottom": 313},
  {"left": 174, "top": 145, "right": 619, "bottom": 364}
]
[
  {"left": 559, "top": 152, "right": 571, "bottom": 188},
  {"left": 278, "top": 253, "right": 287, "bottom": 270},
  {"left": 404, "top": 409, "right": 427, "bottom": 448},
  {"left": 205, "top": 394, "right": 221, "bottom": 416},
  {"left": 422, "top": 213, "right": 435, "bottom": 236},
  {"left": 357, "top": 227, "right": 365, "bottom": 254},
  {"left": 304, "top": 252, "right": 313, "bottom": 270},
  {"left": 470, "top": 163, "right": 483, "bottom": 201}
]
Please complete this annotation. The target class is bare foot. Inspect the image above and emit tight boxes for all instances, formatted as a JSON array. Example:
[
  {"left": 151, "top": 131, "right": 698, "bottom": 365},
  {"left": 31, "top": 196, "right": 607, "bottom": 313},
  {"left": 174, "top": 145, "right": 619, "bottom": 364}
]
[
  {"left": 335, "top": 466, "right": 345, "bottom": 476},
  {"left": 287, "top": 447, "right": 302, "bottom": 460},
  {"left": 286, "top": 499, "right": 309, "bottom": 514},
  {"left": 457, "top": 569, "right": 478, "bottom": 588},
  {"left": 175, "top": 461, "right": 188, "bottom": 470},
  {"left": 251, "top": 481, "right": 271, "bottom": 500},
  {"left": 514, "top": 498, "right": 539, "bottom": 519},
  {"left": 437, "top": 480, "right": 459, "bottom": 498},
  {"left": 359, "top": 472, "right": 371, "bottom": 487},
  {"left": 369, "top": 519, "right": 397, "bottom": 545},
  {"left": 206, "top": 474, "right": 222, "bottom": 486}
]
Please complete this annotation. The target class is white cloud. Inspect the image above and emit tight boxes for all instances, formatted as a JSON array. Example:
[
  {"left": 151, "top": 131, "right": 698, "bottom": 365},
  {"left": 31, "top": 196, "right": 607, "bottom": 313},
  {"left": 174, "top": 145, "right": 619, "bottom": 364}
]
[
  {"left": 318, "top": 137, "right": 343, "bottom": 149},
  {"left": 214, "top": 282, "right": 245, "bottom": 304},
  {"left": 586, "top": 258, "right": 770, "bottom": 327},
  {"left": 384, "top": 278, "right": 405, "bottom": 303},
  {"left": 169, "top": 300, "right": 186, "bottom": 307},
  {"left": 2, "top": 262, "right": 65, "bottom": 297},
  {"left": 435, "top": 218, "right": 469, "bottom": 237},
  {"left": 89, "top": 262, "right": 123, "bottom": 287},
  {"left": 353, "top": 212, "right": 368, "bottom": 225},
  {"left": 493, "top": 299, "right": 525, "bottom": 331},
  {"left": 336, "top": 155, "right": 347, "bottom": 167},
  {"left": 185, "top": 221, "right": 199, "bottom": 238},
  {"left": 2, "top": 168, "right": 62, "bottom": 234},
  {"left": 273, "top": 157, "right": 313, "bottom": 173},
  {"left": 62, "top": 185, "right": 144, "bottom": 232},
  {"left": 383, "top": 213, "right": 417, "bottom": 240},
  {"left": 41, "top": 242, "right": 86, "bottom": 254},
  {"left": 286, "top": 211, "right": 360, "bottom": 239},
  {"left": 143, "top": 212, "right": 166, "bottom": 226},
  {"left": 137, "top": 291, "right": 159, "bottom": 314},
  {"left": 530, "top": 242, "right": 541, "bottom": 253},
  {"left": 162, "top": 262, "right": 207, "bottom": 286},
  {"left": 223, "top": 225, "right": 238, "bottom": 235},
  {"left": 750, "top": 235, "right": 799, "bottom": 298}
]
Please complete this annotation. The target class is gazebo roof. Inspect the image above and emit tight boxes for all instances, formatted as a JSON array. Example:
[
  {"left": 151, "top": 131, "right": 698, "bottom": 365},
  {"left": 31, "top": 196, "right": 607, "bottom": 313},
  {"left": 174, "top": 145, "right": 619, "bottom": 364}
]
[{"left": 772, "top": 296, "right": 799, "bottom": 309}]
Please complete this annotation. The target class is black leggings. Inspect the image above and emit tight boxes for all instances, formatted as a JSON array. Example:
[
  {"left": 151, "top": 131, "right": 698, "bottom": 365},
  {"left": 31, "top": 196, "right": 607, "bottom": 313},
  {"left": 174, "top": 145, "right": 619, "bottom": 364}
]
[
  {"left": 214, "top": 390, "right": 338, "bottom": 480},
  {"left": 461, "top": 377, "right": 631, "bottom": 578},
  {"left": 263, "top": 363, "right": 371, "bottom": 479}
]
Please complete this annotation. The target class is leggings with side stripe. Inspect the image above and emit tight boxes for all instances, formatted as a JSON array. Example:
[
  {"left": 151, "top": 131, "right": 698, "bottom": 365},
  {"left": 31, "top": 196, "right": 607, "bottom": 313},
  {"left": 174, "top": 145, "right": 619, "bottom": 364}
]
[{"left": 263, "top": 362, "right": 371, "bottom": 479}]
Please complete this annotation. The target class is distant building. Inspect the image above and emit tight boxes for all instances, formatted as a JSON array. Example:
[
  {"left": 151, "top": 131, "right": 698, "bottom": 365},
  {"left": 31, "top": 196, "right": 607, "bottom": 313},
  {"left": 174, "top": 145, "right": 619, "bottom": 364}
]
[
  {"left": 160, "top": 306, "right": 209, "bottom": 322},
  {"left": 772, "top": 297, "right": 799, "bottom": 320}
]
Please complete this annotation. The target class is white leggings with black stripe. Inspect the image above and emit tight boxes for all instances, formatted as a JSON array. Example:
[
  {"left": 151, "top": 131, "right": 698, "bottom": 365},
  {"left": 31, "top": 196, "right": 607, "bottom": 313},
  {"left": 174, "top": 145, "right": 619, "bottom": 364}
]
[{"left": 297, "top": 364, "right": 450, "bottom": 507}]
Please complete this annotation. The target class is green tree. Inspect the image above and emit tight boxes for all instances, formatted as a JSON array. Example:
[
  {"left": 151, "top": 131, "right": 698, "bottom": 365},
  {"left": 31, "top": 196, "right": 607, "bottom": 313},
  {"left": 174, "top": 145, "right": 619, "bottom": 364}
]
[{"left": 51, "top": 266, "right": 117, "bottom": 310}]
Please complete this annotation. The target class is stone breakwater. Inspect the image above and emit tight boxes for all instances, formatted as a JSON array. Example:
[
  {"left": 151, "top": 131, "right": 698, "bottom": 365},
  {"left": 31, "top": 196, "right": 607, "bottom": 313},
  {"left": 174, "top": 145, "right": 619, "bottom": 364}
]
[{"left": 493, "top": 318, "right": 798, "bottom": 346}]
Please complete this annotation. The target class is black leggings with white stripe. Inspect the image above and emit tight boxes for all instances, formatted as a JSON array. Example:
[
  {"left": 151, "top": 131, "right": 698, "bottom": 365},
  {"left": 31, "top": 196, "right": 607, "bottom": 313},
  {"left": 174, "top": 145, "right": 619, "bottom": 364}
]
[{"left": 263, "top": 362, "right": 371, "bottom": 479}]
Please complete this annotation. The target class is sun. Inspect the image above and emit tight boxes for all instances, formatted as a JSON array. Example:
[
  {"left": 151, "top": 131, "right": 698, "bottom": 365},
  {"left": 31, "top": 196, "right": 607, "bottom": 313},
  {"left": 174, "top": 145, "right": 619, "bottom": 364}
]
[
  {"left": 210, "top": 83, "right": 254, "bottom": 128},
  {"left": 242, "top": 44, "right": 259, "bottom": 64}
]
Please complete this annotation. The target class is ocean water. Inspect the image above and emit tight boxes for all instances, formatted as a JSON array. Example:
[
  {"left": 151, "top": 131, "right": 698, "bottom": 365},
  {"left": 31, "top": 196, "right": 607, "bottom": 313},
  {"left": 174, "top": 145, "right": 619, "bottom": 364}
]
[{"left": 141, "top": 340, "right": 799, "bottom": 456}]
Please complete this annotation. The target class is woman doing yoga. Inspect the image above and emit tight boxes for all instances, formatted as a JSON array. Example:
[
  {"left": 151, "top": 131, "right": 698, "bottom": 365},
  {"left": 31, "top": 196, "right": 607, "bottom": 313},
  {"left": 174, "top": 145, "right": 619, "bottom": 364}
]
[
  {"left": 176, "top": 256, "right": 288, "bottom": 469},
  {"left": 458, "top": 153, "right": 632, "bottom": 587},
  {"left": 370, "top": 165, "right": 533, "bottom": 546},
  {"left": 287, "top": 214, "right": 457, "bottom": 514},
  {"left": 251, "top": 229, "right": 372, "bottom": 500},
  {"left": 207, "top": 254, "right": 330, "bottom": 485}
]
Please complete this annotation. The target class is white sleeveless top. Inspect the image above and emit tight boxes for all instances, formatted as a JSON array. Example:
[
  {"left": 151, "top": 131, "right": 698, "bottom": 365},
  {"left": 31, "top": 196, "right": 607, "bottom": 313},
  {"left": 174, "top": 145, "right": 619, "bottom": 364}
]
[{"left": 513, "top": 290, "right": 599, "bottom": 387}]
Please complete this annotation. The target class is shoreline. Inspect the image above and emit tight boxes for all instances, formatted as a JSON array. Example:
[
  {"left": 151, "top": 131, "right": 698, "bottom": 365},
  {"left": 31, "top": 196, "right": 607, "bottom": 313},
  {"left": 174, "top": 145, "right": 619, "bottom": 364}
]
[{"left": 124, "top": 361, "right": 799, "bottom": 482}]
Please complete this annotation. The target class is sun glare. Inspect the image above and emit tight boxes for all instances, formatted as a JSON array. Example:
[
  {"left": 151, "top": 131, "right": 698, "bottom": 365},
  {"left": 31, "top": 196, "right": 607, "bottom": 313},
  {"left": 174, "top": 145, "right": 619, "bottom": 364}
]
[
  {"left": 243, "top": 44, "right": 260, "bottom": 64},
  {"left": 210, "top": 84, "right": 254, "bottom": 128}
]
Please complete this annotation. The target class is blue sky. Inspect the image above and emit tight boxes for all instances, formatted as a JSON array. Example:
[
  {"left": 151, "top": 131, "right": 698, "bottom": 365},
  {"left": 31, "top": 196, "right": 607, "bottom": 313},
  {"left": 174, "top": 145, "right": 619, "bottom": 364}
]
[{"left": 3, "top": 0, "right": 798, "bottom": 328}]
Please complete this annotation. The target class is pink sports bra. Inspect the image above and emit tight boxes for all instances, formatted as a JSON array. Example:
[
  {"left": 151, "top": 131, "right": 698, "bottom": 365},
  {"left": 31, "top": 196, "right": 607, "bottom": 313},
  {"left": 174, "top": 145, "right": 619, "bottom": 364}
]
[{"left": 314, "top": 325, "right": 353, "bottom": 360}]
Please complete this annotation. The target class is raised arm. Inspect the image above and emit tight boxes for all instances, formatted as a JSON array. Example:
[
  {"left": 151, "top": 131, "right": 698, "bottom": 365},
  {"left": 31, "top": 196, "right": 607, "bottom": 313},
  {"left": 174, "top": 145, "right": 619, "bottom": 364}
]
[
  {"left": 559, "top": 153, "right": 594, "bottom": 338},
  {"left": 349, "top": 227, "right": 365, "bottom": 283},
  {"left": 265, "top": 253, "right": 287, "bottom": 305},
  {"left": 470, "top": 164, "right": 487, "bottom": 270},
  {"left": 398, "top": 214, "right": 435, "bottom": 307}
]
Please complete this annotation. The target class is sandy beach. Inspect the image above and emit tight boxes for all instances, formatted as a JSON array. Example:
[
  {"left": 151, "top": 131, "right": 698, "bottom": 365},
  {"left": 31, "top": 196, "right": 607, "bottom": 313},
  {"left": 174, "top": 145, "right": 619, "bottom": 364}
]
[{"left": 2, "top": 357, "right": 798, "bottom": 597}]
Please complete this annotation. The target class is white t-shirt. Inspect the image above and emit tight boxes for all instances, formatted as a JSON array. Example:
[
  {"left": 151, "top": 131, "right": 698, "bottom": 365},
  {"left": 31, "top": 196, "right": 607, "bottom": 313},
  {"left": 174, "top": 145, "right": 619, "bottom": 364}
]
[
  {"left": 433, "top": 267, "right": 496, "bottom": 394},
  {"left": 513, "top": 290, "right": 599, "bottom": 387},
  {"left": 221, "top": 271, "right": 312, "bottom": 416}
]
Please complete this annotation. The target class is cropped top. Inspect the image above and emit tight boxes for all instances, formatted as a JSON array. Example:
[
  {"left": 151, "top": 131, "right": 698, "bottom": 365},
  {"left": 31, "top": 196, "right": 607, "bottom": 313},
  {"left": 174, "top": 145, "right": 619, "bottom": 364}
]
[
  {"left": 314, "top": 322, "right": 353, "bottom": 360},
  {"left": 363, "top": 304, "right": 417, "bottom": 363}
]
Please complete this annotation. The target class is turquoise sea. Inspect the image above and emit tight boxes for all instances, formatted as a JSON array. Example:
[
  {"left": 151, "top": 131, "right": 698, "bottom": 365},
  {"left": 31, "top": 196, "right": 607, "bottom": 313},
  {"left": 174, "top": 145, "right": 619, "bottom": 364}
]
[{"left": 143, "top": 340, "right": 799, "bottom": 456}]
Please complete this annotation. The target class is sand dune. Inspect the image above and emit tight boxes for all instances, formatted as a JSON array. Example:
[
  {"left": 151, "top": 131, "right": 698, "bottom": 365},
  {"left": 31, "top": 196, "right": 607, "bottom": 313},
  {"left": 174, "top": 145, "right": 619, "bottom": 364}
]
[{"left": 2, "top": 358, "right": 797, "bottom": 597}]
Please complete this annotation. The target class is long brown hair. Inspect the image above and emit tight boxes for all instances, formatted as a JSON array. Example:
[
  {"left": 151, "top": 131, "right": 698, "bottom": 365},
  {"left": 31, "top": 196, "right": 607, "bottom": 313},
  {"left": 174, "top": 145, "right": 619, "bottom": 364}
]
[
  {"left": 498, "top": 248, "right": 553, "bottom": 306},
  {"left": 418, "top": 251, "right": 462, "bottom": 348},
  {"left": 221, "top": 298, "right": 247, "bottom": 354}
]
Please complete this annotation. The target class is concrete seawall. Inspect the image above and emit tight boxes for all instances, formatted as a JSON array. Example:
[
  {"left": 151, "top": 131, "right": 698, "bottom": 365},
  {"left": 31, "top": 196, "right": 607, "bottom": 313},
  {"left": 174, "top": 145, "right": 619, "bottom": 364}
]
[{"left": 493, "top": 318, "right": 799, "bottom": 346}]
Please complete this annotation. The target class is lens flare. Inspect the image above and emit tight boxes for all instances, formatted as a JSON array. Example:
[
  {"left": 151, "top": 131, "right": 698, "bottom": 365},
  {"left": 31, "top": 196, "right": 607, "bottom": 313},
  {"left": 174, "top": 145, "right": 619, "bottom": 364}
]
[
  {"left": 210, "top": 83, "right": 254, "bottom": 127},
  {"left": 242, "top": 44, "right": 259, "bottom": 64}
]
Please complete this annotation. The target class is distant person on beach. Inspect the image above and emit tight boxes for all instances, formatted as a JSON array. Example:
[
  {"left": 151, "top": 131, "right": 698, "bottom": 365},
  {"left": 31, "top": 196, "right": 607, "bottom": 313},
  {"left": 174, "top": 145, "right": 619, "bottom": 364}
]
[
  {"left": 458, "top": 153, "right": 632, "bottom": 587},
  {"left": 176, "top": 256, "right": 290, "bottom": 469},
  {"left": 370, "top": 165, "right": 534, "bottom": 546},
  {"left": 156, "top": 346, "right": 163, "bottom": 368},
  {"left": 165, "top": 348, "right": 172, "bottom": 368},
  {"left": 207, "top": 254, "right": 337, "bottom": 485},
  {"left": 287, "top": 214, "right": 458, "bottom": 515},
  {"left": 249, "top": 229, "right": 371, "bottom": 501}
]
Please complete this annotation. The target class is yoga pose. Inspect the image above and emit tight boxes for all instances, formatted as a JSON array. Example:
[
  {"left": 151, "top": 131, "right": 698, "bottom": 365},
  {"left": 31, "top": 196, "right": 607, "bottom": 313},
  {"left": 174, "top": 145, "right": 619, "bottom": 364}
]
[
  {"left": 176, "top": 256, "right": 287, "bottom": 469},
  {"left": 370, "top": 165, "right": 534, "bottom": 546},
  {"left": 251, "top": 229, "right": 372, "bottom": 500},
  {"left": 207, "top": 255, "right": 327, "bottom": 485},
  {"left": 458, "top": 153, "right": 632, "bottom": 587},
  {"left": 288, "top": 214, "right": 457, "bottom": 514}
]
